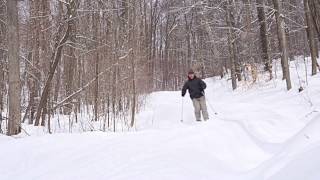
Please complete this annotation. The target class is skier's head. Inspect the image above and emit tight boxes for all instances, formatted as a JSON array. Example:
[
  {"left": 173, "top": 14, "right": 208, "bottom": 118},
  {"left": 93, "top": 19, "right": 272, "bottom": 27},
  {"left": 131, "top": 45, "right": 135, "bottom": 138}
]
[{"left": 188, "top": 69, "right": 195, "bottom": 80}]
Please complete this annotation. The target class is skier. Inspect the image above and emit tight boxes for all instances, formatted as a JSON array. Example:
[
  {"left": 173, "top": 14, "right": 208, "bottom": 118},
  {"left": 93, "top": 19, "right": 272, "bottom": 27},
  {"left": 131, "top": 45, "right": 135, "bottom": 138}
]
[{"left": 182, "top": 70, "right": 209, "bottom": 121}]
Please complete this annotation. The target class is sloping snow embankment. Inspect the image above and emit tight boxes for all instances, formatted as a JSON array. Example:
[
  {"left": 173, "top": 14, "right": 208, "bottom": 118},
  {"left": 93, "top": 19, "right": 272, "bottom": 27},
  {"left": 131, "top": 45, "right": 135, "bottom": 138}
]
[{"left": 1, "top": 58, "right": 320, "bottom": 180}]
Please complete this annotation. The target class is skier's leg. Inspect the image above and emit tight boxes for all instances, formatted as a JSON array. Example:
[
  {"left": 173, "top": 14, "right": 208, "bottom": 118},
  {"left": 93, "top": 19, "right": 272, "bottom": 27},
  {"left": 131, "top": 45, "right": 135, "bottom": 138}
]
[
  {"left": 192, "top": 98, "right": 201, "bottom": 121},
  {"left": 200, "top": 96, "right": 209, "bottom": 120}
]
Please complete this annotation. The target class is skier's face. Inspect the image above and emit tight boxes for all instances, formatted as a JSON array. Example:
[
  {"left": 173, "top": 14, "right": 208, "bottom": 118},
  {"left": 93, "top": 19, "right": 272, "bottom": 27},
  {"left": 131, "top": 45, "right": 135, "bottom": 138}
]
[{"left": 188, "top": 73, "right": 194, "bottom": 79}]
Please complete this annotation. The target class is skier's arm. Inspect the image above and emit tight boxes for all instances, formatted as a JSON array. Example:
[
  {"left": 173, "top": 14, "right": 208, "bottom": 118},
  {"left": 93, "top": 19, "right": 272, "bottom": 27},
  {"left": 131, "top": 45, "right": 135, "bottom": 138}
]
[
  {"left": 182, "top": 82, "right": 188, "bottom": 97},
  {"left": 199, "top": 79, "right": 207, "bottom": 90}
]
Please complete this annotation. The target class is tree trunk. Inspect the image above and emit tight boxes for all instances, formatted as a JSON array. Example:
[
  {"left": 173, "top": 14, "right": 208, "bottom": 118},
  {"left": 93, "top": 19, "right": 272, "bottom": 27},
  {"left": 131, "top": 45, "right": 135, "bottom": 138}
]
[
  {"left": 0, "top": 44, "right": 4, "bottom": 134},
  {"left": 256, "top": 0, "right": 272, "bottom": 79},
  {"left": 34, "top": 0, "right": 77, "bottom": 126},
  {"left": 273, "top": 0, "right": 292, "bottom": 90},
  {"left": 308, "top": 0, "right": 320, "bottom": 39},
  {"left": 92, "top": 7, "right": 100, "bottom": 122},
  {"left": 7, "top": 0, "right": 21, "bottom": 135},
  {"left": 0, "top": 33, "right": 4, "bottom": 133},
  {"left": 226, "top": 0, "right": 237, "bottom": 90},
  {"left": 304, "top": 0, "right": 318, "bottom": 75},
  {"left": 130, "top": 0, "right": 137, "bottom": 127},
  {"left": 28, "top": 0, "right": 42, "bottom": 124}
]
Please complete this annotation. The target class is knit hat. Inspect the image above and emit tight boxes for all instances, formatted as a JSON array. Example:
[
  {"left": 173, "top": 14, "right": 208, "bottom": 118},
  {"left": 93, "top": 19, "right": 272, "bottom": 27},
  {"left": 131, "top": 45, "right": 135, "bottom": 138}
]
[{"left": 188, "top": 69, "right": 194, "bottom": 74}]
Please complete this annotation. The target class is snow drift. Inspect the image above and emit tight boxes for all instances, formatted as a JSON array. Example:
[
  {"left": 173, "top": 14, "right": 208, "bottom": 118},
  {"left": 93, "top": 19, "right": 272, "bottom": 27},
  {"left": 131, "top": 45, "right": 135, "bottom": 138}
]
[{"left": 1, "top": 58, "right": 320, "bottom": 180}]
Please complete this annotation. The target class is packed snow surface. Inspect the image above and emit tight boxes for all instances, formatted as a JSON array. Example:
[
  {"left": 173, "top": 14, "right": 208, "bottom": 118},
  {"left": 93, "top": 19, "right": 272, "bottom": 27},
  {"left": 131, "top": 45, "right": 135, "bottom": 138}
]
[{"left": 1, "top": 60, "right": 320, "bottom": 180}]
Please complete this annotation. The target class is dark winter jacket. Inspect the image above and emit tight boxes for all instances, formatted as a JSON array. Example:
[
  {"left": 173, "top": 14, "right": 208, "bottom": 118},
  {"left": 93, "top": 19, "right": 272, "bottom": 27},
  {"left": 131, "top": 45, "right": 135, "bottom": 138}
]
[{"left": 182, "top": 76, "right": 207, "bottom": 99}]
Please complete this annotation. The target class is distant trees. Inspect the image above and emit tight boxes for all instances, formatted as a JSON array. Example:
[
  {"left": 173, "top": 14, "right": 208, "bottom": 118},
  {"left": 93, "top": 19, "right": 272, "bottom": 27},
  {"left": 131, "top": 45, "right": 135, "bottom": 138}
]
[{"left": 1, "top": 0, "right": 320, "bottom": 135}]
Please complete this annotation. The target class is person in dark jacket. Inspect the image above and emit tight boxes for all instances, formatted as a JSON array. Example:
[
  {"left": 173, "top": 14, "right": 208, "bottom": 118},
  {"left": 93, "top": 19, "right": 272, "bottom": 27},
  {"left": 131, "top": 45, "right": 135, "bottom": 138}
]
[{"left": 182, "top": 70, "right": 209, "bottom": 121}]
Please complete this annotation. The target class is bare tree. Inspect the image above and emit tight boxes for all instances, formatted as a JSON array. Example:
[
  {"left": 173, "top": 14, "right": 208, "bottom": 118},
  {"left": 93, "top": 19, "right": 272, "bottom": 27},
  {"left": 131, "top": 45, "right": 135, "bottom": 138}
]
[
  {"left": 273, "top": 0, "right": 292, "bottom": 90},
  {"left": 226, "top": 0, "right": 237, "bottom": 90},
  {"left": 7, "top": 0, "right": 21, "bottom": 135},
  {"left": 0, "top": 0, "right": 6, "bottom": 133},
  {"left": 3, "top": 0, "right": 319, "bottom": 135},
  {"left": 309, "top": 0, "right": 320, "bottom": 38},
  {"left": 34, "top": 0, "right": 78, "bottom": 126},
  {"left": 304, "top": 0, "right": 318, "bottom": 75},
  {"left": 256, "top": 0, "right": 272, "bottom": 79}
]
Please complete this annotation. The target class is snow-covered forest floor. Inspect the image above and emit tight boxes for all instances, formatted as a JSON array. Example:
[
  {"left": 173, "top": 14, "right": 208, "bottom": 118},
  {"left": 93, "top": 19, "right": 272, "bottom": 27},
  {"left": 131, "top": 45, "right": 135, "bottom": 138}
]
[{"left": 1, "top": 57, "right": 320, "bottom": 180}]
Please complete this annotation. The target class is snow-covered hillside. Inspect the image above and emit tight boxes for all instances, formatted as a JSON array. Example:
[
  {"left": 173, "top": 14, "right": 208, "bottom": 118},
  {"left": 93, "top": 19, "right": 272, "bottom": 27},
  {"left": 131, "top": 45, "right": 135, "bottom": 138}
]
[{"left": 1, "top": 59, "right": 320, "bottom": 180}]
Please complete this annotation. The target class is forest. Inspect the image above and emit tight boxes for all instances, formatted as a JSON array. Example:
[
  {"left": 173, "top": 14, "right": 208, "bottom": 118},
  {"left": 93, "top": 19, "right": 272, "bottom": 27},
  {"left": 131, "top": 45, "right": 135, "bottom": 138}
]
[{"left": 1, "top": 0, "right": 320, "bottom": 135}]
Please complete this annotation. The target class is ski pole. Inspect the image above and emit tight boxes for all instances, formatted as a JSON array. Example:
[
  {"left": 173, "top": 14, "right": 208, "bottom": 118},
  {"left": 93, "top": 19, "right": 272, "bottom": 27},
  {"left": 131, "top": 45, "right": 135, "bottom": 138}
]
[{"left": 181, "top": 97, "right": 184, "bottom": 122}]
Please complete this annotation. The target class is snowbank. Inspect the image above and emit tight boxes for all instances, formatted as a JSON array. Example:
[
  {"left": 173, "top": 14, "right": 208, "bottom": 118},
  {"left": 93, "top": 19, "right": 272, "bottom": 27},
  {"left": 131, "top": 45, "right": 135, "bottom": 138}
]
[{"left": 1, "top": 58, "right": 320, "bottom": 180}]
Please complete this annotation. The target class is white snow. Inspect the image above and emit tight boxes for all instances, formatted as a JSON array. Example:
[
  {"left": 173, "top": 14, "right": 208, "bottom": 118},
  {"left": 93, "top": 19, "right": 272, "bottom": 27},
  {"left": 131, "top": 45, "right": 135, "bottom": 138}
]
[{"left": 1, "top": 58, "right": 320, "bottom": 180}]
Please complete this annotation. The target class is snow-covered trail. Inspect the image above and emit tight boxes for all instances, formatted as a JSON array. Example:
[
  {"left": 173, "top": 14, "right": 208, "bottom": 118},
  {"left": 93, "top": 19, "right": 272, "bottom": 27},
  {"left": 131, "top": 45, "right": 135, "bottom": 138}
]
[
  {"left": 133, "top": 75, "right": 320, "bottom": 180},
  {"left": 1, "top": 69, "right": 320, "bottom": 179}
]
